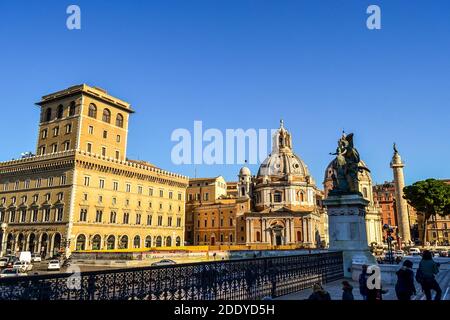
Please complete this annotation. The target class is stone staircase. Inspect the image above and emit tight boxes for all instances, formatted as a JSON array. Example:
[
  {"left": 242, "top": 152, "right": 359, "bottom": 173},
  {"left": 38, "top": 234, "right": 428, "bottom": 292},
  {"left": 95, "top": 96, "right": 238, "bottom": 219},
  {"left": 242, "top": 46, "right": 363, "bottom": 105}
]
[{"left": 413, "top": 270, "right": 450, "bottom": 300}]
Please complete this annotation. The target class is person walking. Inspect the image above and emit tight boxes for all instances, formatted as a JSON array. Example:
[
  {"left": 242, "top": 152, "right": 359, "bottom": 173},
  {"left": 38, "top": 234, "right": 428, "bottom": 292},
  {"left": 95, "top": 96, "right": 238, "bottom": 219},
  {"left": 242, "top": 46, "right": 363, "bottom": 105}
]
[
  {"left": 358, "top": 264, "right": 369, "bottom": 300},
  {"left": 341, "top": 281, "right": 354, "bottom": 300},
  {"left": 307, "top": 283, "right": 331, "bottom": 301},
  {"left": 417, "top": 250, "right": 442, "bottom": 300},
  {"left": 395, "top": 259, "right": 416, "bottom": 300}
]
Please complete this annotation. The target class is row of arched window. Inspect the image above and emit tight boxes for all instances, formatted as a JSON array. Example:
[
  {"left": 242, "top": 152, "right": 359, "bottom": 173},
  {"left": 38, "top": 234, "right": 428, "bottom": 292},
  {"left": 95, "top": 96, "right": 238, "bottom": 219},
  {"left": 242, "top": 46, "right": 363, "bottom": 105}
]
[
  {"left": 42, "top": 102, "right": 124, "bottom": 128},
  {"left": 43, "top": 102, "right": 76, "bottom": 122},
  {"left": 75, "top": 234, "right": 182, "bottom": 250},
  {"left": 88, "top": 104, "right": 124, "bottom": 127}
]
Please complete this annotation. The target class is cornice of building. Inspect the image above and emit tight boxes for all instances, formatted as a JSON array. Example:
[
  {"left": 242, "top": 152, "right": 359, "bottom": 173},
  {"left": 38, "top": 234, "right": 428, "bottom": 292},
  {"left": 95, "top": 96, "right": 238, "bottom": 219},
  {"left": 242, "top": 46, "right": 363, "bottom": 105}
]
[{"left": 0, "top": 149, "right": 189, "bottom": 187}]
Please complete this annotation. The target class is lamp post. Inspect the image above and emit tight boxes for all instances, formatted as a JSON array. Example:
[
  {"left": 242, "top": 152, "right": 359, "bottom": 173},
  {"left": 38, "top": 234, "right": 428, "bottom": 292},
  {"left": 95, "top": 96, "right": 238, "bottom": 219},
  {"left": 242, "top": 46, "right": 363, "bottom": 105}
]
[
  {"left": 383, "top": 224, "right": 395, "bottom": 264},
  {"left": 0, "top": 223, "right": 7, "bottom": 257}
]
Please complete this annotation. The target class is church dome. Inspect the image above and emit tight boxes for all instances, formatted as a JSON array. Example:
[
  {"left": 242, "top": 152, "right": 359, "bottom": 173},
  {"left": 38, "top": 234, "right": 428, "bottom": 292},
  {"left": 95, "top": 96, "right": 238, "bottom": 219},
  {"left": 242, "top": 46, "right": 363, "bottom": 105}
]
[
  {"left": 257, "top": 120, "right": 311, "bottom": 180},
  {"left": 239, "top": 166, "right": 251, "bottom": 176}
]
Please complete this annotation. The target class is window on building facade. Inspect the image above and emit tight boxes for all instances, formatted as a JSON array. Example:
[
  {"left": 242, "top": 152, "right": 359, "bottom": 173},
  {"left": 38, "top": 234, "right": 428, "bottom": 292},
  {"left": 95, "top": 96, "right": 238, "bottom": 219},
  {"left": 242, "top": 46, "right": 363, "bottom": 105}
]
[
  {"left": 69, "top": 101, "right": 76, "bottom": 116},
  {"left": 79, "top": 209, "right": 87, "bottom": 222},
  {"left": 57, "top": 105, "right": 64, "bottom": 119},
  {"left": 88, "top": 126, "right": 94, "bottom": 134},
  {"left": 168, "top": 217, "right": 172, "bottom": 226},
  {"left": 45, "top": 108, "right": 52, "bottom": 122},
  {"left": 110, "top": 211, "right": 116, "bottom": 223},
  {"left": 65, "top": 124, "right": 72, "bottom": 134},
  {"left": 32, "top": 209, "right": 38, "bottom": 222},
  {"left": 116, "top": 114, "right": 124, "bottom": 127},
  {"left": 113, "top": 181, "right": 119, "bottom": 191},
  {"left": 136, "top": 214, "right": 141, "bottom": 225},
  {"left": 52, "top": 144, "right": 58, "bottom": 153},
  {"left": 157, "top": 216, "right": 163, "bottom": 226},
  {"left": 88, "top": 104, "right": 97, "bottom": 118},
  {"left": 116, "top": 135, "right": 121, "bottom": 142},
  {"left": 63, "top": 141, "right": 70, "bottom": 151},
  {"left": 159, "top": 190, "right": 164, "bottom": 197},
  {"left": 42, "top": 129, "right": 48, "bottom": 139},
  {"left": 177, "top": 217, "right": 181, "bottom": 227},
  {"left": 43, "top": 208, "right": 50, "bottom": 222},
  {"left": 39, "top": 145, "right": 46, "bottom": 155},
  {"left": 48, "top": 177, "right": 54, "bottom": 187},
  {"left": 60, "top": 175, "right": 66, "bottom": 185},
  {"left": 87, "top": 143, "right": 92, "bottom": 153},
  {"left": 138, "top": 186, "right": 143, "bottom": 194},
  {"left": 178, "top": 193, "right": 182, "bottom": 201},
  {"left": 9, "top": 210, "right": 16, "bottom": 223},
  {"left": 56, "top": 207, "right": 63, "bottom": 221},
  {"left": 102, "top": 109, "right": 111, "bottom": 123},
  {"left": 115, "top": 151, "right": 120, "bottom": 159},
  {"left": 20, "top": 209, "right": 26, "bottom": 223},
  {"left": 126, "top": 183, "right": 131, "bottom": 193},
  {"left": 95, "top": 210, "right": 103, "bottom": 223},
  {"left": 57, "top": 193, "right": 63, "bottom": 201},
  {"left": 274, "top": 191, "right": 282, "bottom": 203},
  {"left": 123, "top": 212, "right": 129, "bottom": 224},
  {"left": 102, "top": 147, "right": 106, "bottom": 157},
  {"left": 112, "top": 197, "right": 117, "bottom": 206},
  {"left": 103, "top": 130, "right": 108, "bottom": 139},
  {"left": 53, "top": 126, "right": 59, "bottom": 137},
  {"left": 84, "top": 176, "right": 90, "bottom": 186},
  {"left": 99, "top": 179, "right": 105, "bottom": 189},
  {"left": 147, "top": 215, "right": 152, "bottom": 225}
]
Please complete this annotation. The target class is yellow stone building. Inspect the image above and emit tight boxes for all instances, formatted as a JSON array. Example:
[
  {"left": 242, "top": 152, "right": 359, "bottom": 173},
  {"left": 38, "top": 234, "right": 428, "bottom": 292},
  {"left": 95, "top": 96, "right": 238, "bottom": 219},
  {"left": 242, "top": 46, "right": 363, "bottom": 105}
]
[{"left": 0, "top": 85, "right": 188, "bottom": 258}]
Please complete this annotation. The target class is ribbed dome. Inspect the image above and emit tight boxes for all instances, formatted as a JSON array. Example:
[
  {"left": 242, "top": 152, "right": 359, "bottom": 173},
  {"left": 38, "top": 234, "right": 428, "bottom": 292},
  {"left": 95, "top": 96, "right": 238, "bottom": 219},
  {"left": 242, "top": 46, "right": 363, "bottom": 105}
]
[{"left": 258, "top": 152, "right": 310, "bottom": 177}]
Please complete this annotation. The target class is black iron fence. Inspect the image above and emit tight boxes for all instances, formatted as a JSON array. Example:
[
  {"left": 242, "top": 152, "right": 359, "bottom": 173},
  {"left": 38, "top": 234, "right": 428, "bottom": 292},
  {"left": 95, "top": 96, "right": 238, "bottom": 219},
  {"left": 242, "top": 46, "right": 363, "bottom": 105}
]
[{"left": 0, "top": 251, "right": 343, "bottom": 300}]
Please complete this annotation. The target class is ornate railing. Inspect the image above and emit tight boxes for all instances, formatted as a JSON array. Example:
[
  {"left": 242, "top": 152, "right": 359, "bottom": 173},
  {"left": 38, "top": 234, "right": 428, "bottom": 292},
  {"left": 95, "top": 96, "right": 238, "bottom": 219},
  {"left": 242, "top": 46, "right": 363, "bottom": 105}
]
[{"left": 0, "top": 251, "right": 343, "bottom": 300}]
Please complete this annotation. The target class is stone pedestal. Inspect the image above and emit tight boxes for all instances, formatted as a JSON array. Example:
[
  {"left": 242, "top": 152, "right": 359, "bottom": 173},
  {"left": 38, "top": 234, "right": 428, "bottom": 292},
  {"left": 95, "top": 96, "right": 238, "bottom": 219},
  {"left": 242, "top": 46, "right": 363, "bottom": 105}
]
[{"left": 324, "top": 193, "right": 376, "bottom": 277}]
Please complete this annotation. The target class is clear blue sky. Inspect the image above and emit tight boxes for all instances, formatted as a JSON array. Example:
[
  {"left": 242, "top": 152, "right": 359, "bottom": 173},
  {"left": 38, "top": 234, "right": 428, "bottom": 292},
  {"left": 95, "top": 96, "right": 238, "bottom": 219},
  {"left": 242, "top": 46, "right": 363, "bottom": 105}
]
[{"left": 1, "top": 0, "right": 449, "bottom": 186}]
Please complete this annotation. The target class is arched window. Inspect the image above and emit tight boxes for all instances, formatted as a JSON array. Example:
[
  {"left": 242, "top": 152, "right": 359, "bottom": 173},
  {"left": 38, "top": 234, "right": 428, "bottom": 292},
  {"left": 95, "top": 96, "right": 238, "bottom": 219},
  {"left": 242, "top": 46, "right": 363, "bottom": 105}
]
[
  {"left": 88, "top": 104, "right": 97, "bottom": 118},
  {"left": 176, "top": 236, "right": 181, "bottom": 246},
  {"left": 145, "top": 236, "right": 152, "bottom": 248},
  {"left": 102, "top": 109, "right": 111, "bottom": 123},
  {"left": 116, "top": 114, "right": 124, "bottom": 127},
  {"left": 76, "top": 234, "right": 86, "bottom": 251},
  {"left": 57, "top": 105, "right": 64, "bottom": 119},
  {"left": 166, "top": 236, "right": 172, "bottom": 247},
  {"left": 155, "top": 236, "right": 162, "bottom": 247},
  {"left": 69, "top": 101, "right": 76, "bottom": 116},
  {"left": 45, "top": 108, "right": 52, "bottom": 122},
  {"left": 229, "top": 234, "right": 233, "bottom": 243},
  {"left": 133, "top": 235, "right": 140, "bottom": 248},
  {"left": 120, "top": 235, "right": 128, "bottom": 249},
  {"left": 107, "top": 235, "right": 115, "bottom": 250},
  {"left": 363, "top": 187, "right": 368, "bottom": 198},
  {"left": 92, "top": 234, "right": 101, "bottom": 250}
]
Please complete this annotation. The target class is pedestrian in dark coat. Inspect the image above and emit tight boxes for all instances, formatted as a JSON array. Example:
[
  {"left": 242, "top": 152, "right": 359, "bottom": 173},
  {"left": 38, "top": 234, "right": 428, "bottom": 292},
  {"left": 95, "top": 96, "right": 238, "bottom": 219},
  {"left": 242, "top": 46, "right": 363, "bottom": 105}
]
[
  {"left": 358, "top": 264, "right": 369, "bottom": 300},
  {"left": 395, "top": 259, "right": 416, "bottom": 300},
  {"left": 342, "top": 281, "right": 354, "bottom": 300},
  {"left": 417, "top": 250, "right": 442, "bottom": 300}
]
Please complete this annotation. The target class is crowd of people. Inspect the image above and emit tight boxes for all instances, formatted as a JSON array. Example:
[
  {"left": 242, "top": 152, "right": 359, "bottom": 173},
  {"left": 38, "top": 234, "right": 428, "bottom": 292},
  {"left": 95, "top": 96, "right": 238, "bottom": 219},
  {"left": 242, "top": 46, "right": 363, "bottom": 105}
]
[{"left": 307, "top": 250, "right": 443, "bottom": 301}]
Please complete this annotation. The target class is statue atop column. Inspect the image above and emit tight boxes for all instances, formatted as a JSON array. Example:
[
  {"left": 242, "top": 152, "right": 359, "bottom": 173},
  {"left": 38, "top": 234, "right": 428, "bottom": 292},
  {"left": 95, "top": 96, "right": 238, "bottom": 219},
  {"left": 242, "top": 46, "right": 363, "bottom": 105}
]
[{"left": 329, "top": 132, "right": 362, "bottom": 195}]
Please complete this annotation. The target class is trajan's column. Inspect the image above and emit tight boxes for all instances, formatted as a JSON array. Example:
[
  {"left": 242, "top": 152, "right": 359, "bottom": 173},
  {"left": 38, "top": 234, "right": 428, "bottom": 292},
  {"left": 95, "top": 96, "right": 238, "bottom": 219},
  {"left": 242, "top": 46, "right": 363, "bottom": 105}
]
[{"left": 390, "top": 144, "right": 411, "bottom": 243}]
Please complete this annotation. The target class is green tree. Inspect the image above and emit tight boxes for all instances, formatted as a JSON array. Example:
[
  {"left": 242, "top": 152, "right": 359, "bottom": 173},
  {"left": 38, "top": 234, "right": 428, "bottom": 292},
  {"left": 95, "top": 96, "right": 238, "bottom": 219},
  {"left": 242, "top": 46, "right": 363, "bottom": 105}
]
[{"left": 403, "top": 179, "right": 450, "bottom": 246}]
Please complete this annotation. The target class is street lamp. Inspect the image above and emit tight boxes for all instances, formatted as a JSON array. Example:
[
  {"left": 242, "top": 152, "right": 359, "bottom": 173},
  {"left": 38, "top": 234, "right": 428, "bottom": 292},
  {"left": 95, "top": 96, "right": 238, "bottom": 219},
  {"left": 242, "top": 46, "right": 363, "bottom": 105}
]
[{"left": 383, "top": 224, "right": 395, "bottom": 264}]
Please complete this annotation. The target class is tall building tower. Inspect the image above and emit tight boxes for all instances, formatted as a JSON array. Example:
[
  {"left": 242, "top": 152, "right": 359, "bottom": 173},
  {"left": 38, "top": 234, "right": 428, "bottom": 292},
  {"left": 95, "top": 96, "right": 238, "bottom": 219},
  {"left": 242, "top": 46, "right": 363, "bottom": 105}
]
[{"left": 390, "top": 143, "right": 411, "bottom": 243}]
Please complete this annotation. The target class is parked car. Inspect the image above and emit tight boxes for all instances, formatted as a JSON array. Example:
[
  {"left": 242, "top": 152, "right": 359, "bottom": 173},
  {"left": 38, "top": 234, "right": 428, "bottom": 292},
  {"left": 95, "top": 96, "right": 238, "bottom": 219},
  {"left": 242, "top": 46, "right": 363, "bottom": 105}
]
[
  {"left": 5, "top": 256, "right": 19, "bottom": 268},
  {"left": 0, "top": 268, "right": 27, "bottom": 278},
  {"left": 47, "top": 260, "right": 61, "bottom": 271},
  {"left": 438, "top": 250, "right": 448, "bottom": 257},
  {"left": 151, "top": 259, "right": 177, "bottom": 267},
  {"left": 12, "top": 261, "right": 33, "bottom": 272},
  {"left": 409, "top": 248, "right": 421, "bottom": 256},
  {"left": 0, "top": 257, "right": 9, "bottom": 268},
  {"left": 31, "top": 253, "right": 42, "bottom": 263},
  {"left": 394, "top": 250, "right": 405, "bottom": 259}
]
